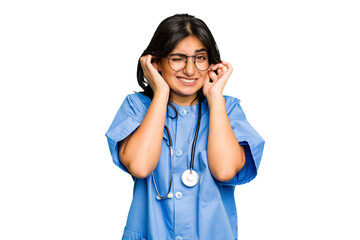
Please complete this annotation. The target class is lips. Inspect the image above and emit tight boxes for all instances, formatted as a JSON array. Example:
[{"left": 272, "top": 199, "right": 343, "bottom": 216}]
[{"left": 177, "top": 77, "right": 198, "bottom": 86}]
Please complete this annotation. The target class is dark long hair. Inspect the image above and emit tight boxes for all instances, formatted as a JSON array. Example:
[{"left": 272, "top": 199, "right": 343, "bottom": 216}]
[{"left": 137, "top": 14, "right": 222, "bottom": 101}]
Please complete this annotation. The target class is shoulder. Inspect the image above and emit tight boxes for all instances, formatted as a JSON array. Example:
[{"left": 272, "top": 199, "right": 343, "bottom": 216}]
[
  {"left": 223, "top": 95, "right": 241, "bottom": 113},
  {"left": 126, "top": 92, "right": 151, "bottom": 104},
  {"left": 123, "top": 92, "right": 152, "bottom": 111}
]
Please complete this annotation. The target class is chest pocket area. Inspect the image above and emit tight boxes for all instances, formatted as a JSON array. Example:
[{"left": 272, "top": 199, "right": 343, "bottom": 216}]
[{"left": 198, "top": 150, "right": 222, "bottom": 203}]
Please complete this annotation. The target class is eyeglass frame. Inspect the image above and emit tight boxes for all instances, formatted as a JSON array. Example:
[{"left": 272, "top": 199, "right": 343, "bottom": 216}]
[{"left": 165, "top": 52, "right": 210, "bottom": 72}]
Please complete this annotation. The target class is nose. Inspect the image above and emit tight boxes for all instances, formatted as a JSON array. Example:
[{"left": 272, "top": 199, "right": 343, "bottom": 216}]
[{"left": 183, "top": 57, "right": 196, "bottom": 76}]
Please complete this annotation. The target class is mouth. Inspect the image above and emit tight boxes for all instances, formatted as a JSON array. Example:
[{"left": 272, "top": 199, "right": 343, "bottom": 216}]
[{"left": 177, "top": 77, "right": 198, "bottom": 85}]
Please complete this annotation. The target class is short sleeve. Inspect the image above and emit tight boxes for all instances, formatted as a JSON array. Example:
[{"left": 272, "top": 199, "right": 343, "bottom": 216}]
[
  {"left": 105, "top": 93, "right": 150, "bottom": 172},
  {"left": 218, "top": 96, "right": 265, "bottom": 186}
]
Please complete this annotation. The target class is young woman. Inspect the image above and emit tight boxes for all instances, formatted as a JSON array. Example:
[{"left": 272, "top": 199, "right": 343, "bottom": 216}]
[{"left": 106, "top": 14, "right": 265, "bottom": 240}]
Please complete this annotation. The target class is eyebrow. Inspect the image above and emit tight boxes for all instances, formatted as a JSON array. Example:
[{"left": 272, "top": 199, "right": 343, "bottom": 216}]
[
  {"left": 194, "top": 48, "right": 207, "bottom": 53},
  {"left": 171, "top": 48, "right": 208, "bottom": 56}
]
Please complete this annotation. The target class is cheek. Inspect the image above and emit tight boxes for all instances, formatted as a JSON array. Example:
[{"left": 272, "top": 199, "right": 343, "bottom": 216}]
[
  {"left": 159, "top": 64, "right": 174, "bottom": 80},
  {"left": 200, "top": 72, "right": 210, "bottom": 84},
  {"left": 161, "top": 71, "right": 177, "bottom": 86},
  {"left": 206, "top": 72, "right": 210, "bottom": 81},
  {"left": 158, "top": 59, "right": 167, "bottom": 72}
]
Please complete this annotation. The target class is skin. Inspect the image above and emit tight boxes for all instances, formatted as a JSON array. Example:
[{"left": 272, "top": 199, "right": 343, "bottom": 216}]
[{"left": 119, "top": 35, "right": 245, "bottom": 181}]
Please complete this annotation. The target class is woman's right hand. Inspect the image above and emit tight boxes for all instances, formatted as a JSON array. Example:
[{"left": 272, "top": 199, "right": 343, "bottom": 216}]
[
  {"left": 120, "top": 55, "right": 170, "bottom": 178},
  {"left": 140, "top": 55, "right": 169, "bottom": 95}
]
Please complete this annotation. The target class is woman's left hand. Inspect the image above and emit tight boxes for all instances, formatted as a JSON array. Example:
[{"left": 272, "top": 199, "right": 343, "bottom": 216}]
[{"left": 203, "top": 61, "right": 233, "bottom": 100}]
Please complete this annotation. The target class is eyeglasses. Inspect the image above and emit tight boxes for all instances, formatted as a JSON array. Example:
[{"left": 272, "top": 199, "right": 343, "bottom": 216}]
[{"left": 166, "top": 53, "right": 210, "bottom": 72}]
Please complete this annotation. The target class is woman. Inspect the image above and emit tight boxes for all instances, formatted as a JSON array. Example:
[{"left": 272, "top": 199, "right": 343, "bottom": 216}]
[{"left": 106, "top": 13, "right": 265, "bottom": 240}]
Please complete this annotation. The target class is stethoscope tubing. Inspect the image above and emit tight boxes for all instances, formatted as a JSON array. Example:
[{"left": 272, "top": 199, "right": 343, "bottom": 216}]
[
  {"left": 152, "top": 101, "right": 202, "bottom": 200},
  {"left": 152, "top": 126, "right": 173, "bottom": 200},
  {"left": 190, "top": 102, "right": 202, "bottom": 172}
]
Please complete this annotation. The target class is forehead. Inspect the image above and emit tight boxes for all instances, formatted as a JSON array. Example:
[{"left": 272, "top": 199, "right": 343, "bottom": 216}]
[{"left": 171, "top": 35, "right": 206, "bottom": 54}]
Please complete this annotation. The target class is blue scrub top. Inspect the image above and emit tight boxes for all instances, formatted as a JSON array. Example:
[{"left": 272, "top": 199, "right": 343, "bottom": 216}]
[{"left": 106, "top": 93, "right": 265, "bottom": 240}]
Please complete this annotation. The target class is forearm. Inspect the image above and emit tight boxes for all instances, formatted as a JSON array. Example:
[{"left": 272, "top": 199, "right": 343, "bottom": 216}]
[
  {"left": 207, "top": 96, "right": 245, "bottom": 182},
  {"left": 120, "top": 91, "right": 169, "bottom": 178}
]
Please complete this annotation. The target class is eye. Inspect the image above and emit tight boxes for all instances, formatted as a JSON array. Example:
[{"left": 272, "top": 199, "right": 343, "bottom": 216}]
[
  {"left": 196, "top": 54, "right": 207, "bottom": 62},
  {"left": 170, "top": 55, "right": 186, "bottom": 62},
  {"left": 172, "top": 58, "right": 184, "bottom": 62}
]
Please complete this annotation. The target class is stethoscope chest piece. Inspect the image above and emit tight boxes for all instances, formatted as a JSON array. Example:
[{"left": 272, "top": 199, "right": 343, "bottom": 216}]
[{"left": 182, "top": 169, "right": 199, "bottom": 187}]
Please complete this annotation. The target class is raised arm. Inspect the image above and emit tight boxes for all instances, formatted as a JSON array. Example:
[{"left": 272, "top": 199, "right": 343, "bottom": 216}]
[
  {"left": 119, "top": 55, "right": 169, "bottom": 178},
  {"left": 203, "top": 62, "right": 246, "bottom": 182}
]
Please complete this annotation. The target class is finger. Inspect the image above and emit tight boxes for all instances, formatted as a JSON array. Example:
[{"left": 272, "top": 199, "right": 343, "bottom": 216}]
[
  {"left": 221, "top": 61, "right": 233, "bottom": 74},
  {"left": 217, "top": 68, "right": 223, "bottom": 76},
  {"left": 140, "top": 56, "right": 147, "bottom": 68},
  {"left": 209, "top": 63, "right": 225, "bottom": 71},
  {"left": 145, "top": 55, "right": 153, "bottom": 67},
  {"left": 144, "top": 55, "right": 160, "bottom": 74},
  {"left": 222, "top": 66, "right": 228, "bottom": 74},
  {"left": 141, "top": 55, "right": 157, "bottom": 82},
  {"left": 215, "top": 61, "right": 232, "bottom": 70},
  {"left": 210, "top": 63, "right": 230, "bottom": 75},
  {"left": 140, "top": 55, "right": 151, "bottom": 71},
  {"left": 208, "top": 71, "right": 218, "bottom": 82},
  {"left": 141, "top": 55, "right": 153, "bottom": 66},
  {"left": 217, "top": 66, "right": 229, "bottom": 78}
]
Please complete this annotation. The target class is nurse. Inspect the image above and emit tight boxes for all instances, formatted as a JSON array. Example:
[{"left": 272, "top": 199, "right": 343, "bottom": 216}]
[{"left": 106, "top": 14, "right": 265, "bottom": 240}]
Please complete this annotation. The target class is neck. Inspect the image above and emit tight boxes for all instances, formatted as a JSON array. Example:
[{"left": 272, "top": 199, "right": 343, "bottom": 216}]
[{"left": 170, "top": 92, "right": 199, "bottom": 106}]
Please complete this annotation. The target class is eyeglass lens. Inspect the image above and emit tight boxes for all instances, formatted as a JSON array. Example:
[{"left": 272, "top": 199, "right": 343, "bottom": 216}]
[{"left": 168, "top": 54, "right": 209, "bottom": 71}]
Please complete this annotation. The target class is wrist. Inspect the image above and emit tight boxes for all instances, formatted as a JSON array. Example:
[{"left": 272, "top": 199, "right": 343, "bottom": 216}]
[
  {"left": 153, "top": 88, "right": 170, "bottom": 101},
  {"left": 207, "top": 94, "right": 225, "bottom": 107}
]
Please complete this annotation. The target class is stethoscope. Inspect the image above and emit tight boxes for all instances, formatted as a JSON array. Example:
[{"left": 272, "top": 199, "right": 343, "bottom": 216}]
[{"left": 152, "top": 101, "right": 202, "bottom": 200}]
